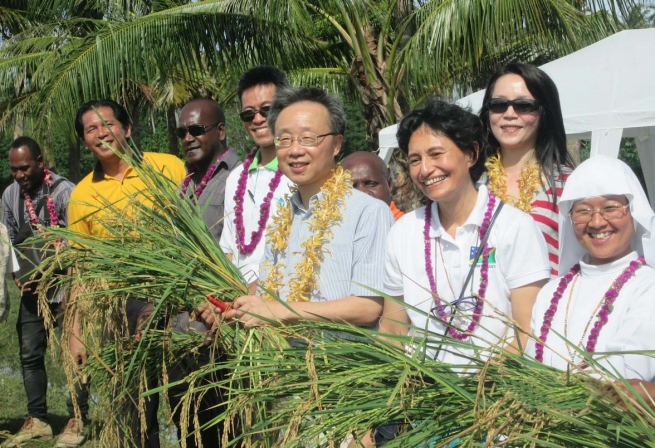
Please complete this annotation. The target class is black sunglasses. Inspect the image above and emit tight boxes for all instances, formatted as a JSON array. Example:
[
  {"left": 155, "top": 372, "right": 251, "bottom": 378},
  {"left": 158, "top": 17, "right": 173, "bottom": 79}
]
[
  {"left": 239, "top": 106, "right": 271, "bottom": 122},
  {"left": 175, "top": 122, "right": 222, "bottom": 139},
  {"left": 488, "top": 98, "right": 540, "bottom": 114}
]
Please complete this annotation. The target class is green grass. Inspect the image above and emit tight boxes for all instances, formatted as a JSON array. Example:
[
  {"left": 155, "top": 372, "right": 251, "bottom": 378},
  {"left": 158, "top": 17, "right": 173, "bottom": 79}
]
[
  {"left": 0, "top": 280, "right": 178, "bottom": 447},
  {"left": 0, "top": 281, "right": 79, "bottom": 447}
]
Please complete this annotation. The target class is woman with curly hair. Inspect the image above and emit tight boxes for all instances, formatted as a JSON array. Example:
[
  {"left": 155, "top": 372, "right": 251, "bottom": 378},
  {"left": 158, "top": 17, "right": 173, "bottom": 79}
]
[{"left": 381, "top": 99, "right": 551, "bottom": 363}]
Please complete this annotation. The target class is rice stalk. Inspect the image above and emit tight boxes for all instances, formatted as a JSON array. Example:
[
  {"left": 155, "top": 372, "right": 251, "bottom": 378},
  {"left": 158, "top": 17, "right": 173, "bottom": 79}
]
[{"left": 196, "top": 320, "right": 655, "bottom": 447}]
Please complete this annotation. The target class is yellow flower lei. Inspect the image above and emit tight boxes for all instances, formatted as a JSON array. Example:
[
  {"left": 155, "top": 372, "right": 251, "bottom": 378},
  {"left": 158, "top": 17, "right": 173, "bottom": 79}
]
[
  {"left": 485, "top": 153, "right": 541, "bottom": 213},
  {"left": 259, "top": 164, "right": 353, "bottom": 302}
]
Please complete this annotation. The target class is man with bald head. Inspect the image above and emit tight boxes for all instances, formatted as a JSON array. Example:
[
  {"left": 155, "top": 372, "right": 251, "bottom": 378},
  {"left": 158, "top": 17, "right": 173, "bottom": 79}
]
[
  {"left": 177, "top": 98, "right": 241, "bottom": 241},
  {"left": 173, "top": 98, "right": 241, "bottom": 447},
  {"left": 342, "top": 151, "right": 404, "bottom": 220}
]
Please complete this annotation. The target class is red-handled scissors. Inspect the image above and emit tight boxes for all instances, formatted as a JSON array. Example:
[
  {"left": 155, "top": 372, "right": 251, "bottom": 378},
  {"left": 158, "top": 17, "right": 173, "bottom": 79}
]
[{"left": 207, "top": 295, "right": 230, "bottom": 312}]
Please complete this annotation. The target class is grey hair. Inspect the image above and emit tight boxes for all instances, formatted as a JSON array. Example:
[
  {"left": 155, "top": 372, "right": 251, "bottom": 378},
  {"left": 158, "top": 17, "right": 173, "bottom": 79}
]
[{"left": 267, "top": 87, "right": 346, "bottom": 136}]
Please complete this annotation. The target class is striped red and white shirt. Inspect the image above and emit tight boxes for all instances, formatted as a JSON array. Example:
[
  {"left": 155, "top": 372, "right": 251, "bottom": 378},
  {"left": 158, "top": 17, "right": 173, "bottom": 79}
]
[{"left": 529, "top": 168, "right": 572, "bottom": 277}]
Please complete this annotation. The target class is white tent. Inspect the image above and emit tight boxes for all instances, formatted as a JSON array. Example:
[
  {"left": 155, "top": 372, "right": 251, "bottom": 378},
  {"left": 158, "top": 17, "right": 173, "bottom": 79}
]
[{"left": 378, "top": 29, "right": 655, "bottom": 205}]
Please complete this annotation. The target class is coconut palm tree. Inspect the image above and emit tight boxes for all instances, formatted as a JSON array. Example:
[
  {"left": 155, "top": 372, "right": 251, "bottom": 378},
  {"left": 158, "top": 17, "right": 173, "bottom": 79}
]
[
  {"left": 0, "top": 0, "right": 639, "bottom": 176},
  {"left": 0, "top": 0, "right": 330, "bottom": 178},
  {"left": 212, "top": 0, "right": 638, "bottom": 140}
]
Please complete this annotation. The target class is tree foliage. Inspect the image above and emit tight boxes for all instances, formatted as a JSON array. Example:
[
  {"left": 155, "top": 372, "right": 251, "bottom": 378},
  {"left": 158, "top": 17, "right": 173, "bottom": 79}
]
[{"left": 0, "top": 0, "right": 641, "bottom": 167}]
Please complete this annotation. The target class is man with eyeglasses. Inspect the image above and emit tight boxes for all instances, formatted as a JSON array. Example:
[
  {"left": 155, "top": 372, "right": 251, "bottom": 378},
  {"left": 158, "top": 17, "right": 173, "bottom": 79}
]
[
  {"left": 199, "top": 87, "right": 394, "bottom": 337},
  {"left": 220, "top": 66, "right": 295, "bottom": 284},
  {"left": 178, "top": 98, "right": 241, "bottom": 242}
]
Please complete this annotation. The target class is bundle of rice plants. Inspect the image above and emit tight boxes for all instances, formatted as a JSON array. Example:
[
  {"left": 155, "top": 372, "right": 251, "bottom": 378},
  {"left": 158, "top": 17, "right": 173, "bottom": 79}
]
[
  {"left": 30, "top": 147, "right": 251, "bottom": 445},
  {"left": 198, "top": 319, "right": 655, "bottom": 448}
]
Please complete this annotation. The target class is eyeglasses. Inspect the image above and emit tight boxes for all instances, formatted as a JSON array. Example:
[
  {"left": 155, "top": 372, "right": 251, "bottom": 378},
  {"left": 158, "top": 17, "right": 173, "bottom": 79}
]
[
  {"left": 569, "top": 204, "right": 630, "bottom": 224},
  {"left": 274, "top": 132, "right": 337, "bottom": 148},
  {"left": 175, "top": 122, "right": 222, "bottom": 139},
  {"left": 430, "top": 295, "right": 481, "bottom": 319},
  {"left": 488, "top": 98, "right": 540, "bottom": 114},
  {"left": 239, "top": 106, "right": 271, "bottom": 122}
]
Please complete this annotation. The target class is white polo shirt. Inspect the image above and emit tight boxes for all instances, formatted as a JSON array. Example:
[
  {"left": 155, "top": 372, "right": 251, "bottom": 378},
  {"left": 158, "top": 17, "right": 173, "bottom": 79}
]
[
  {"left": 384, "top": 184, "right": 551, "bottom": 365},
  {"left": 527, "top": 251, "right": 655, "bottom": 380},
  {"left": 220, "top": 152, "right": 295, "bottom": 283}
]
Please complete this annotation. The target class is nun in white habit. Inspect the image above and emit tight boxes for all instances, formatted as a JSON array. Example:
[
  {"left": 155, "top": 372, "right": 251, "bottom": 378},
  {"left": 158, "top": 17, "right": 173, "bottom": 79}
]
[{"left": 527, "top": 155, "right": 655, "bottom": 380}]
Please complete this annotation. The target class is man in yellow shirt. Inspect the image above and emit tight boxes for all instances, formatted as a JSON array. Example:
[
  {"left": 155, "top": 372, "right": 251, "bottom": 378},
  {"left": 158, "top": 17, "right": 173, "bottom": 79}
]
[
  {"left": 66, "top": 99, "right": 185, "bottom": 448},
  {"left": 68, "top": 102, "right": 185, "bottom": 240}
]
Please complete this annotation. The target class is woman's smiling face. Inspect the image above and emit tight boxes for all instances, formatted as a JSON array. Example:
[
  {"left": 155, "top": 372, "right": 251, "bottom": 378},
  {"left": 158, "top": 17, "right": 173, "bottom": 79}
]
[
  {"left": 488, "top": 74, "right": 541, "bottom": 152},
  {"left": 408, "top": 125, "right": 476, "bottom": 204},
  {"left": 571, "top": 195, "right": 634, "bottom": 265}
]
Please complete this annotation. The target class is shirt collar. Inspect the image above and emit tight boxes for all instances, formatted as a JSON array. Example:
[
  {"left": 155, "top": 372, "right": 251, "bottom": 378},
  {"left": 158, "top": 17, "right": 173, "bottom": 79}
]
[
  {"left": 184, "top": 148, "right": 240, "bottom": 177},
  {"left": 290, "top": 189, "right": 316, "bottom": 215},
  {"left": 579, "top": 251, "right": 639, "bottom": 278},
  {"left": 427, "top": 184, "right": 490, "bottom": 239},
  {"left": 92, "top": 150, "right": 143, "bottom": 182},
  {"left": 249, "top": 149, "right": 279, "bottom": 172}
]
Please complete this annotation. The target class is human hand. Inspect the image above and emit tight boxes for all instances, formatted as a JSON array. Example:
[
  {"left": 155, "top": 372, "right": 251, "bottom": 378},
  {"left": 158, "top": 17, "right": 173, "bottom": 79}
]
[
  {"left": 225, "top": 295, "right": 284, "bottom": 328},
  {"left": 14, "top": 278, "right": 32, "bottom": 294},
  {"left": 196, "top": 296, "right": 235, "bottom": 344},
  {"left": 611, "top": 379, "right": 655, "bottom": 410},
  {"left": 194, "top": 302, "right": 223, "bottom": 331},
  {"left": 347, "top": 429, "right": 375, "bottom": 448}
]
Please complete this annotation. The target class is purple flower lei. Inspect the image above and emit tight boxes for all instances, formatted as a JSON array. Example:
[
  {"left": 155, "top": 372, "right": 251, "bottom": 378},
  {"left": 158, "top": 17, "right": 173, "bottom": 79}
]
[
  {"left": 180, "top": 149, "right": 231, "bottom": 205},
  {"left": 233, "top": 152, "right": 283, "bottom": 255},
  {"left": 534, "top": 256, "right": 646, "bottom": 364},
  {"left": 423, "top": 189, "right": 496, "bottom": 340},
  {"left": 22, "top": 167, "right": 63, "bottom": 248}
]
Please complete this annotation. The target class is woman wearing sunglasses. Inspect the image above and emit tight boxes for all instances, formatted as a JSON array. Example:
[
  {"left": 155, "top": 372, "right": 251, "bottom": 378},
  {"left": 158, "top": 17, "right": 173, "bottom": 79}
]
[
  {"left": 479, "top": 63, "right": 576, "bottom": 276},
  {"left": 528, "top": 156, "right": 655, "bottom": 379},
  {"left": 380, "top": 99, "right": 551, "bottom": 366}
]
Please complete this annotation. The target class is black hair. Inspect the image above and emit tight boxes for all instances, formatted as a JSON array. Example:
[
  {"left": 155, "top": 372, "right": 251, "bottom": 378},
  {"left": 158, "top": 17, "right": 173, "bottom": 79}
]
[
  {"left": 396, "top": 99, "right": 487, "bottom": 183},
  {"left": 479, "top": 63, "right": 575, "bottom": 187},
  {"left": 237, "top": 66, "right": 290, "bottom": 102},
  {"left": 75, "top": 99, "right": 131, "bottom": 138},
  {"left": 10, "top": 136, "right": 42, "bottom": 159},
  {"left": 268, "top": 87, "right": 346, "bottom": 135}
]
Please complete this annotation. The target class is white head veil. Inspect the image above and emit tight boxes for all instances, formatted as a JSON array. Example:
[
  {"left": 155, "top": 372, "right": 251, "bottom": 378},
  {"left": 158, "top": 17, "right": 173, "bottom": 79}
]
[{"left": 558, "top": 155, "right": 655, "bottom": 274}]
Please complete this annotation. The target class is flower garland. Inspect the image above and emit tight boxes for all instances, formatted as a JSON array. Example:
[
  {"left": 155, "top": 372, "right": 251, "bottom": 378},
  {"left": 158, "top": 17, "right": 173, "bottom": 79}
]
[
  {"left": 485, "top": 153, "right": 540, "bottom": 213},
  {"left": 180, "top": 149, "right": 231, "bottom": 205},
  {"left": 22, "top": 167, "right": 63, "bottom": 248},
  {"left": 259, "top": 165, "right": 352, "bottom": 302},
  {"left": 534, "top": 256, "right": 646, "bottom": 364},
  {"left": 423, "top": 190, "right": 496, "bottom": 340},
  {"left": 233, "top": 152, "right": 284, "bottom": 255}
]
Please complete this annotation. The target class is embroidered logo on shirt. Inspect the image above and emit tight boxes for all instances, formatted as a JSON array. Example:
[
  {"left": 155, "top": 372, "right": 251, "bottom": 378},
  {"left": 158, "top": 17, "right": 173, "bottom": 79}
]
[{"left": 470, "top": 246, "right": 496, "bottom": 265}]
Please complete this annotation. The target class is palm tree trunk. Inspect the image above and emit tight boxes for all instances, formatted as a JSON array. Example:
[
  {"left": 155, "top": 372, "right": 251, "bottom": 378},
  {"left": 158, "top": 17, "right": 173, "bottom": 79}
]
[
  {"left": 131, "top": 109, "right": 141, "bottom": 149},
  {"left": 69, "top": 142, "right": 81, "bottom": 183},
  {"left": 567, "top": 139, "right": 582, "bottom": 166},
  {"left": 167, "top": 106, "right": 178, "bottom": 156}
]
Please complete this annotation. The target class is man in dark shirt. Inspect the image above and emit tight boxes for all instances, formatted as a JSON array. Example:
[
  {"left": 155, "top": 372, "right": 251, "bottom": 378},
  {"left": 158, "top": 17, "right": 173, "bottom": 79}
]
[
  {"left": 0, "top": 137, "right": 85, "bottom": 448},
  {"left": 177, "top": 98, "right": 241, "bottom": 240},
  {"left": 174, "top": 98, "right": 241, "bottom": 447}
]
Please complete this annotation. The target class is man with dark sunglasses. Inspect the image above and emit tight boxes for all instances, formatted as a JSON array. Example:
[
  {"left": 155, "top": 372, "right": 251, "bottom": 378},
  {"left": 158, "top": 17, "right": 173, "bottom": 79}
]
[
  {"left": 178, "top": 98, "right": 241, "bottom": 242},
  {"left": 220, "top": 66, "right": 295, "bottom": 284},
  {"left": 172, "top": 98, "right": 241, "bottom": 448}
]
